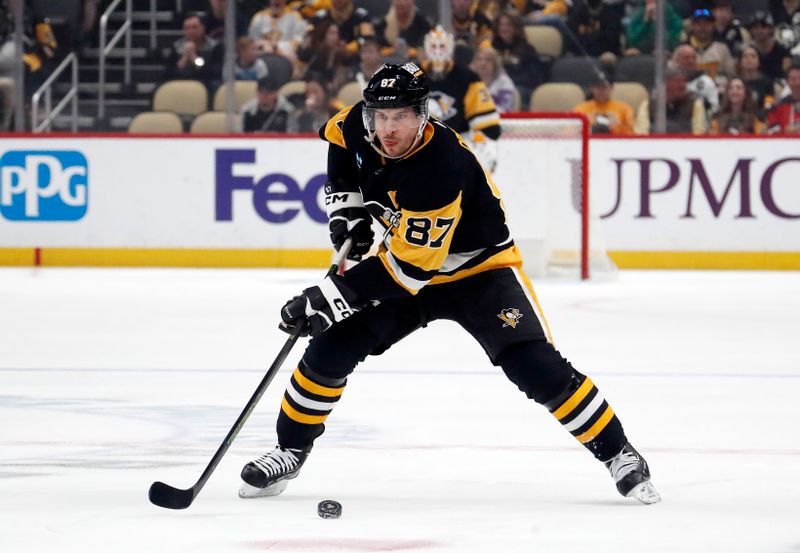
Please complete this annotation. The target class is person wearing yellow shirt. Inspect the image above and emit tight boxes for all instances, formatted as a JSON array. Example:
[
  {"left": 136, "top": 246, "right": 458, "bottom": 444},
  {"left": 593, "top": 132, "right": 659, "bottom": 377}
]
[{"left": 573, "top": 73, "right": 635, "bottom": 135}]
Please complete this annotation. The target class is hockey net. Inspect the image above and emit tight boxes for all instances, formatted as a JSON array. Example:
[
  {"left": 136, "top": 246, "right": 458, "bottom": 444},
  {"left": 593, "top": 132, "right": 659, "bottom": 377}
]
[{"left": 495, "top": 113, "right": 616, "bottom": 280}]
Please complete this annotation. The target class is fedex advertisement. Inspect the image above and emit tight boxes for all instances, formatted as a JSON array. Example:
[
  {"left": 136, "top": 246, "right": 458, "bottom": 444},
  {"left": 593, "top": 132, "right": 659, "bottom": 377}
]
[{"left": 0, "top": 137, "right": 330, "bottom": 249}]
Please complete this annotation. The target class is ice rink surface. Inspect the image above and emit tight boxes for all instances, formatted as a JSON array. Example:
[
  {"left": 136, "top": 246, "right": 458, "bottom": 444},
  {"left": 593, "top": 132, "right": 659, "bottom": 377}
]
[{"left": 1, "top": 267, "right": 799, "bottom": 553}]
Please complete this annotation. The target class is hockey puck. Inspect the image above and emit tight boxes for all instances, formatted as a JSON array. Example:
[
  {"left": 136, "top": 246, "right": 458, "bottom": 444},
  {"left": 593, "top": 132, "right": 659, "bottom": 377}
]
[{"left": 317, "top": 499, "right": 342, "bottom": 519}]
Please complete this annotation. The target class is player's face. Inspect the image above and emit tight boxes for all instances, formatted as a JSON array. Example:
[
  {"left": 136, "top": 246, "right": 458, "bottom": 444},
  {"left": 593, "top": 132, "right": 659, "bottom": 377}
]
[{"left": 374, "top": 107, "right": 422, "bottom": 157}]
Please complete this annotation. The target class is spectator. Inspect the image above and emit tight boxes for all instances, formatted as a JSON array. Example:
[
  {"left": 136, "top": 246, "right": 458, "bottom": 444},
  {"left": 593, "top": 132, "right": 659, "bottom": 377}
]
[
  {"left": 566, "top": 0, "right": 624, "bottom": 60},
  {"left": 241, "top": 74, "right": 293, "bottom": 132},
  {"left": 374, "top": 0, "right": 432, "bottom": 56},
  {"left": 232, "top": 36, "right": 269, "bottom": 80},
  {"left": 635, "top": 67, "right": 708, "bottom": 134},
  {"left": 573, "top": 72, "right": 635, "bottom": 134},
  {"left": 770, "top": 0, "right": 800, "bottom": 53},
  {"left": 491, "top": 11, "right": 546, "bottom": 106},
  {"left": 249, "top": 0, "right": 308, "bottom": 60},
  {"left": 347, "top": 35, "right": 384, "bottom": 88},
  {"left": 0, "top": 0, "right": 59, "bottom": 91},
  {"left": 297, "top": 19, "right": 350, "bottom": 88},
  {"left": 452, "top": 0, "right": 493, "bottom": 48},
  {"left": 737, "top": 44, "right": 776, "bottom": 114},
  {"left": 204, "top": 0, "right": 248, "bottom": 41},
  {"left": 713, "top": 0, "right": 746, "bottom": 57},
  {"left": 766, "top": 63, "right": 800, "bottom": 132},
  {"left": 687, "top": 8, "right": 735, "bottom": 79},
  {"left": 671, "top": 44, "right": 720, "bottom": 113},
  {"left": 523, "top": 0, "right": 570, "bottom": 25},
  {"left": 309, "top": 0, "right": 374, "bottom": 58},
  {"left": 167, "top": 14, "right": 223, "bottom": 88},
  {"left": 287, "top": 74, "right": 339, "bottom": 131},
  {"left": 710, "top": 77, "right": 765, "bottom": 133},
  {"left": 625, "top": 0, "right": 684, "bottom": 55},
  {"left": 748, "top": 11, "right": 793, "bottom": 80},
  {"left": 470, "top": 46, "right": 519, "bottom": 112}
]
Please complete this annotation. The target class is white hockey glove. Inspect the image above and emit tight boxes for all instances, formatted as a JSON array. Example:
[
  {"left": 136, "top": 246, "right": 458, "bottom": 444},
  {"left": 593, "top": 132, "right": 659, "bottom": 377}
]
[
  {"left": 280, "top": 275, "right": 361, "bottom": 337},
  {"left": 465, "top": 130, "right": 498, "bottom": 173},
  {"left": 325, "top": 181, "right": 374, "bottom": 261}
]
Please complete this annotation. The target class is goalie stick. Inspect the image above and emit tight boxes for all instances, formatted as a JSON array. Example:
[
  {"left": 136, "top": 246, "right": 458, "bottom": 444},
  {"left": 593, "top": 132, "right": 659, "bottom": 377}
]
[{"left": 149, "top": 239, "right": 353, "bottom": 510}]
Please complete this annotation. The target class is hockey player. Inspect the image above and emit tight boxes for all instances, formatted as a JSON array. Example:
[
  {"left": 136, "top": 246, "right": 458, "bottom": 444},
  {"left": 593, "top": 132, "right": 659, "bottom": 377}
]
[
  {"left": 239, "top": 63, "right": 661, "bottom": 505},
  {"left": 422, "top": 25, "right": 502, "bottom": 172}
]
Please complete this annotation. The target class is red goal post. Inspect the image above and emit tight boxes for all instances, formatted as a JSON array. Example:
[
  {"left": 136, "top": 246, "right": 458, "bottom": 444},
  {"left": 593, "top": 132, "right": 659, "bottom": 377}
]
[{"left": 497, "top": 112, "right": 614, "bottom": 280}]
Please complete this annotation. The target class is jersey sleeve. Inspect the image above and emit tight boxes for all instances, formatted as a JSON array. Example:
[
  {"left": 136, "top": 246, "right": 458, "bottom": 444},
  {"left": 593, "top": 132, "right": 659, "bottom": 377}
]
[
  {"left": 321, "top": 104, "right": 360, "bottom": 191},
  {"left": 464, "top": 79, "right": 501, "bottom": 140}
]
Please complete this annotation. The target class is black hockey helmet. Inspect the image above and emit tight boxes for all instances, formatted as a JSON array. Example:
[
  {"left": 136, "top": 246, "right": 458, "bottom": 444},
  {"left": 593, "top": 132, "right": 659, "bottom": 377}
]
[
  {"left": 363, "top": 62, "right": 429, "bottom": 110},
  {"left": 362, "top": 62, "right": 431, "bottom": 158}
]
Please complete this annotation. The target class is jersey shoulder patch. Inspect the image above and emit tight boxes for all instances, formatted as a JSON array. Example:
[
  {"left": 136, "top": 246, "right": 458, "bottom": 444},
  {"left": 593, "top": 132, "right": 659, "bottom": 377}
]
[{"left": 321, "top": 104, "right": 358, "bottom": 148}]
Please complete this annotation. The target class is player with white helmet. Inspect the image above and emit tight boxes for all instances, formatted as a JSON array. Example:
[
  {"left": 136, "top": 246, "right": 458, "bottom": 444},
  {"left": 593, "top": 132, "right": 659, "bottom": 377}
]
[{"left": 422, "top": 25, "right": 502, "bottom": 172}]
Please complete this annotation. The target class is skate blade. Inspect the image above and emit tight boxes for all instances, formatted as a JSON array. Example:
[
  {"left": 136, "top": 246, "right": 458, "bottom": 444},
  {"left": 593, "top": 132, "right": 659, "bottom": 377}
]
[
  {"left": 627, "top": 481, "right": 661, "bottom": 505},
  {"left": 238, "top": 479, "right": 289, "bottom": 499}
]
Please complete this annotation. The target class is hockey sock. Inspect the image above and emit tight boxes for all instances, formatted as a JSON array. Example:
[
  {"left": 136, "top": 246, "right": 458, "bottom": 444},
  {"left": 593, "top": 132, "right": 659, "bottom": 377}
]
[
  {"left": 276, "top": 360, "right": 347, "bottom": 449},
  {"left": 545, "top": 370, "right": 626, "bottom": 462}
]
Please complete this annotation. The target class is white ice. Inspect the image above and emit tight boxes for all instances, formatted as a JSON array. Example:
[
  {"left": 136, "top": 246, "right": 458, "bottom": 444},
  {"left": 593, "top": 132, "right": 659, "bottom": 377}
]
[{"left": 1, "top": 267, "right": 799, "bottom": 553}]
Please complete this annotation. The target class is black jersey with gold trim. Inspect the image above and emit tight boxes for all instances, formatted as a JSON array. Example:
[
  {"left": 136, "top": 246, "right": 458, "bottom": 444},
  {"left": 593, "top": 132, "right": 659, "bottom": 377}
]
[
  {"left": 421, "top": 62, "right": 501, "bottom": 139},
  {"left": 320, "top": 101, "right": 521, "bottom": 301}
]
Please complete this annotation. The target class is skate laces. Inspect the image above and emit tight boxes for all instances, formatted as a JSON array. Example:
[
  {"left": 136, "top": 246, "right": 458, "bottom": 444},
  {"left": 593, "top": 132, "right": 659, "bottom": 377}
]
[
  {"left": 607, "top": 448, "right": 640, "bottom": 483},
  {"left": 253, "top": 447, "right": 300, "bottom": 477}
]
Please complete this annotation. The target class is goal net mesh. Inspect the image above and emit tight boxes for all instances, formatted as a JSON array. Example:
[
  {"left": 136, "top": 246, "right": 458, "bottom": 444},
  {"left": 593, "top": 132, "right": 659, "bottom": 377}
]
[{"left": 495, "top": 114, "right": 616, "bottom": 279}]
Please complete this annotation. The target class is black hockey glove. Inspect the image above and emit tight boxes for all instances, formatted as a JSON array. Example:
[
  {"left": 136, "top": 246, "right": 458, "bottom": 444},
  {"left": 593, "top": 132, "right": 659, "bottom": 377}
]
[
  {"left": 325, "top": 182, "right": 373, "bottom": 261},
  {"left": 280, "top": 275, "right": 361, "bottom": 337}
]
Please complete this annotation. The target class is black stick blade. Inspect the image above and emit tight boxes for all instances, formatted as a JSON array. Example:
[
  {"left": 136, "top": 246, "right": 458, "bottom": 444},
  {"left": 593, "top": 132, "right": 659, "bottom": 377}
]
[{"left": 149, "top": 481, "right": 196, "bottom": 510}]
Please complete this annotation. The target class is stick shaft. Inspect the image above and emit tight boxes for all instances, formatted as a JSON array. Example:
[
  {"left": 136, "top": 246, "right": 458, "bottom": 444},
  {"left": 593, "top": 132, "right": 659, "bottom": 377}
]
[{"left": 151, "top": 240, "right": 353, "bottom": 508}]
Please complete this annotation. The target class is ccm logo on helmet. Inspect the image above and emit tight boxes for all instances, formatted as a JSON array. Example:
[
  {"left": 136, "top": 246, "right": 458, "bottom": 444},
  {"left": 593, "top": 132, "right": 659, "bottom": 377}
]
[{"left": 378, "top": 95, "right": 398, "bottom": 100}]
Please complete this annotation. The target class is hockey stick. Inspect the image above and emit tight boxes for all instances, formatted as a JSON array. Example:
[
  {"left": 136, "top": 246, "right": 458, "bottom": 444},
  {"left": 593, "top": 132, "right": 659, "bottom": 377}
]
[{"left": 148, "top": 239, "right": 353, "bottom": 510}]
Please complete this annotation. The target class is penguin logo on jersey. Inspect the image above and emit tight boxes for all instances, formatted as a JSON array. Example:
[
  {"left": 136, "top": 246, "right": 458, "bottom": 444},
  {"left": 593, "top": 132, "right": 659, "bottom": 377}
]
[
  {"left": 427, "top": 92, "right": 457, "bottom": 121},
  {"left": 497, "top": 308, "right": 523, "bottom": 328}
]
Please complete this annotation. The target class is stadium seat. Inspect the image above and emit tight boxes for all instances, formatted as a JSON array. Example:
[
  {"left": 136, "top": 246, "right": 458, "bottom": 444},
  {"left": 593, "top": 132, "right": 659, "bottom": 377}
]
[
  {"left": 614, "top": 55, "right": 656, "bottom": 90},
  {"left": 550, "top": 56, "right": 606, "bottom": 91},
  {"left": 260, "top": 54, "right": 294, "bottom": 88},
  {"left": 529, "top": 83, "right": 586, "bottom": 112},
  {"left": 153, "top": 80, "right": 208, "bottom": 116},
  {"left": 190, "top": 111, "right": 237, "bottom": 133},
  {"left": 524, "top": 25, "right": 563, "bottom": 58},
  {"left": 611, "top": 82, "right": 649, "bottom": 112},
  {"left": 278, "top": 80, "right": 307, "bottom": 99},
  {"left": 337, "top": 81, "right": 363, "bottom": 106},
  {"left": 510, "top": 87, "right": 521, "bottom": 112},
  {"left": 213, "top": 81, "right": 258, "bottom": 111},
  {"left": 128, "top": 111, "right": 183, "bottom": 133}
]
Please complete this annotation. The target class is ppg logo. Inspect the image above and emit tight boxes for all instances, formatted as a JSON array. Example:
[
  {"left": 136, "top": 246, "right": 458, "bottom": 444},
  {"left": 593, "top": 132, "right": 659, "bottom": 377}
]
[{"left": 0, "top": 150, "right": 89, "bottom": 221}]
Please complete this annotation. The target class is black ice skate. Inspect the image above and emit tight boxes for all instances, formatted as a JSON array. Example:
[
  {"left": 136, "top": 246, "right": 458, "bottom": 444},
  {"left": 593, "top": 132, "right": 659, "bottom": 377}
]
[
  {"left": 604, "top": 442, "right": 661, "bottom": 504},
  {"left": 238, "top": 445, "right": 311, "bottom": 498}
]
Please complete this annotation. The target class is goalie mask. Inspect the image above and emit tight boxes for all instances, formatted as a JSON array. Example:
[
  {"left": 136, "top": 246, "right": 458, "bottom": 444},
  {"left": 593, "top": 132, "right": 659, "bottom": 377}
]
[
  {"left": 362, "top": 62, "right": 430, "bottom": 158},
  {"left": 423, "top": 25, "right": 454, "bottom": 76}
]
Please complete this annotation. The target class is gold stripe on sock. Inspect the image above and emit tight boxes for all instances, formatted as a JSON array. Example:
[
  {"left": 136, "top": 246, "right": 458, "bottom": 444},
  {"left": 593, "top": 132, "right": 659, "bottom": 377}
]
[
  {"left": 293, "top": 368, "right": 346, "bottom": 398},
  {"left": 576, "top": 406, "right": 615, "bottom": 444},
  {"left": 281, "top": 397, "right": 330, "bottom": 424},
  {"left": 552, "top": 377, "right": 594, "bottom": 421}
]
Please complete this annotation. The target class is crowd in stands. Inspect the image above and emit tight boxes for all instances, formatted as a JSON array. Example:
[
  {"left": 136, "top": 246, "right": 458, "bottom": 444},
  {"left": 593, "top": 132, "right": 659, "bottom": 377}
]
[{"left": 2, "top": 0, "right": 800, "bottom": 134}]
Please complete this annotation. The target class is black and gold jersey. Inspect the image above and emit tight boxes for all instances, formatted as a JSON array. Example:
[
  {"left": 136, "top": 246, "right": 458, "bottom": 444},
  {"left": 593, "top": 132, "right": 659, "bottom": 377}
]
[
  {"left": 320, "top": 102, "right": 521, "bottom": 301},
  {"left": 421, "top": 62, "right": 501, "bottom": 139}
]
